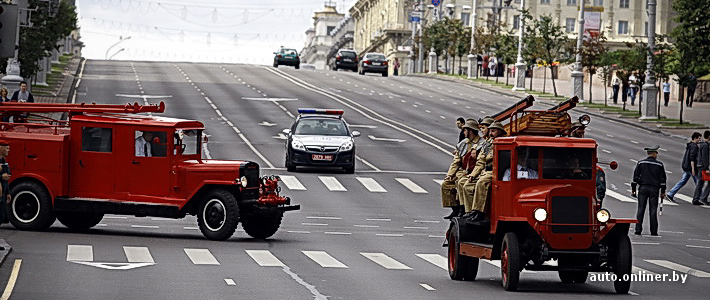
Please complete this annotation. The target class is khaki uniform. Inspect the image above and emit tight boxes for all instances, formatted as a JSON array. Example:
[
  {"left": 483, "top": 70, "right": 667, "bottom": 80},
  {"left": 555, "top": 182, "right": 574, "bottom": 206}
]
[
  {"left": 463, "top": 138, "right": 495, "bottom": 212},
  {"left": 455, "top": 136, "right": 486, "bottom": 208},
  {"left": 440, "top": 138, "right": 478, "bottom": 207}
]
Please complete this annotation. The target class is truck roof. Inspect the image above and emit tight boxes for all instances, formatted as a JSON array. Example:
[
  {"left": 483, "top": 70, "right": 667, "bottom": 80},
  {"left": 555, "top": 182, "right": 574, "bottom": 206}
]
[
  {"left": 495, "top": 135, "right": 597, "bottom": 148},
  {"left": 71, "top": 113, "right": 204, "bottom": 129}
]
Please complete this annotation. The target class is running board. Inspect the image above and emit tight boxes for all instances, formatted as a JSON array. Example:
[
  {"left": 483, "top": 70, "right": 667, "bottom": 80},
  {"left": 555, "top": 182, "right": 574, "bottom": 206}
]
[{"left": 54, "top": 197, "right": 182, "bottom": 218}]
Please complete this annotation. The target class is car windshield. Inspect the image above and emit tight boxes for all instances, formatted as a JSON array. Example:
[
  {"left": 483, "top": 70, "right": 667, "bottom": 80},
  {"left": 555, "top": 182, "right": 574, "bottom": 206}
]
[
  {"left": 294, "top": 118, "right": 348, "bottom": 136},
  {"left": 281, "top": 49, "right": 298, "bottom": 55},
  {"left": 367, "top": 54, "right": 385, "bottom": 60},
  {"left": 340, "top": 51, "right": 356, "bottom": 57},
  {"left": 542, "top": 147, "right": 594, "bottom": 180}
]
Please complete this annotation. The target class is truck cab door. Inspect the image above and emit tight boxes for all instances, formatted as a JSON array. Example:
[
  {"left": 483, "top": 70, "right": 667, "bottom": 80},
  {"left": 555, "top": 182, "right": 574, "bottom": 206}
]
[
  {"left": 125, "top": 130, "right": 170, "bottom": 197},
  {"left": 70, "top": 126, "right": 115, "bottom": 197}
]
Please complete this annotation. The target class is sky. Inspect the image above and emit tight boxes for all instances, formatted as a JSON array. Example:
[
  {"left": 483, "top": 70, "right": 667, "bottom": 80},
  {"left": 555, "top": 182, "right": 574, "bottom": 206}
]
[{"left": 77, "top": 0, "right": 357, "bottom": 64}]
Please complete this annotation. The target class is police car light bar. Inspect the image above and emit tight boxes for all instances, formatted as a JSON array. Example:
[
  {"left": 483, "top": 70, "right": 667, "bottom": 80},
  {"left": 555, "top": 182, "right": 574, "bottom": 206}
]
[{"left": 297, "top": 108, "right": 344, "bottom": 115}]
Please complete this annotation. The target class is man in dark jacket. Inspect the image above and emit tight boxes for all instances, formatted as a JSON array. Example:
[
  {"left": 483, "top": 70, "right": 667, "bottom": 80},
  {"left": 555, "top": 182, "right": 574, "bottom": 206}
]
[
  {"left": 456, "top": 117, "right": 466, "bottom": 142},
  {"left": 631, "top": 145, "right": 666, "bottom": 236},
  {"left": 666, "top": 132, "right": 702, "bottom": 202},
  {"left": 10, "top": 81, "right": 35, "bottom": 103},
  {"left": 692, "top": 130, "right": 710, "bottom": 205}
]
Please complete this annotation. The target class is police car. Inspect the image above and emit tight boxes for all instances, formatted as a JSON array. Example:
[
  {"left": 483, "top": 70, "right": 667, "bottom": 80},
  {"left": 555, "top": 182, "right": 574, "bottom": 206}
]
[{"left": 284, "top": 109, "right": 360, "bottom": 173}]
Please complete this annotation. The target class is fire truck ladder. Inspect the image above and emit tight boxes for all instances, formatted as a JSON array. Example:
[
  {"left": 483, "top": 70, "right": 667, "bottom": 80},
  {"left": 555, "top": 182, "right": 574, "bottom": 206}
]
[{"left": 0, "top": 101, "right": 165, "bottom": 115}]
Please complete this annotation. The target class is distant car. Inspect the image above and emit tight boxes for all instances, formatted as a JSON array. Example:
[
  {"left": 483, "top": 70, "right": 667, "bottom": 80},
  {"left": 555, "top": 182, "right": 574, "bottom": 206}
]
[
  {"left": 359, "top": 53, "right": 388, "bottom": 77},
  {"left": 273, "top": 48, "right": 300, "bottom": 69},
  {"left": 334, "top": 49, "right": 358, "bottom": 72},
  {"left": 284, "top": 109, "right": 360, "bottom": 173}
]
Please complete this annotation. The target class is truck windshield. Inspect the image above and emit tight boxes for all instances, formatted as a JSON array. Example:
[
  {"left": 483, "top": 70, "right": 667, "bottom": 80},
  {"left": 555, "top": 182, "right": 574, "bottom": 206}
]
[
  {"left": 542, "top": 147, "right": 594, "bottom": 180},
  {"left": 174, "top": 129, "right": 201, "bottom": 156}
]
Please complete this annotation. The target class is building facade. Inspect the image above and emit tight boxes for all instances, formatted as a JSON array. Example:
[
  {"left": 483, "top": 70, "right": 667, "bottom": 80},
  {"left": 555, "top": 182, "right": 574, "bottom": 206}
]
[
  {"left": 325, "top": 15, "right": 355, "bottom": 69},
  {"left": 301, "top": 4, "right": 346, "bottom": 70}
]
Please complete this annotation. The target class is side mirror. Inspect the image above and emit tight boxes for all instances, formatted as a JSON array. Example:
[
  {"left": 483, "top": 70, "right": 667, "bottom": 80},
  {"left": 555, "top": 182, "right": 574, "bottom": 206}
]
[
  {"left": 152, "top": 137, "right": 161, "bottom": 144},
  {"left": 579, "top": 114, "right": 591, "bottom": 126},
  {"left": 283, "top": 128, "right": 291, "bottom": 134},
  {"left": 352, "top": 130, "right": 361, "bottom": 137}
]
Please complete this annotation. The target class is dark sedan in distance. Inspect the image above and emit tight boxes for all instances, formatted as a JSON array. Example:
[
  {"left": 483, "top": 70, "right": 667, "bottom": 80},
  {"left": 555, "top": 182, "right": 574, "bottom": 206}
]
[
  {"left": 334, "top": 49, "right": 358, "bottom": 72},
  {"left": 359, "top": 53, "right": 388, "bottom": 77}
]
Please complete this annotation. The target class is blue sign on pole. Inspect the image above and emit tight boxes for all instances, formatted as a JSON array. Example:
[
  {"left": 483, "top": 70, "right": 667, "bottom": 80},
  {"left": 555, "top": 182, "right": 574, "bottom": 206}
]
[
  {"left": 431, "top": 0, "right": 440, "bottom": 7},
  {"left": 410, "top": 16, "right": 421, "bottom": 22}
]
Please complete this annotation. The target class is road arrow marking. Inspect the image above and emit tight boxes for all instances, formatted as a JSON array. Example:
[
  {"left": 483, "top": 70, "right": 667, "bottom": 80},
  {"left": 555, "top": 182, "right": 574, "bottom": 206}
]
[
  {"left": 69, "top": 261, "right": 155, "bottom": 270},
  {"left": 273, "top": 133, "right": 287, "bottom": 140},
  {"left": 368, "top": 135, "right": 405, "bottom": 143},
  {"left": 259, "top": 121, "right": 277, "bottom": 127},
  {"left": 242, "top": 97, "right": 298, "bottom": 102}
]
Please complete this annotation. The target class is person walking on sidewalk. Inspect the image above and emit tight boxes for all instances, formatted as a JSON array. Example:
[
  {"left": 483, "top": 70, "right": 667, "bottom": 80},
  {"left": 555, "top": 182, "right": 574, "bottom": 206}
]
[
  {"left": 631, "top": 145, "right": 666, "bottom": 236},
  {"left": 662, "top": 81, "right": 671, "bottom": 107},
  {"left": 612, "top": 78, "right": 620, "bottom": 104},
  {"left": 629, "top": 80, "right": 638, "bottom": 106},
  {"left": 393, "top": 58, "right": 400, "bottom": 76},
  {"left": 666, "top": 132, "right": 702, "bottom": 202},
  {"left": 686, "top": 73, "right": 697, "bottom": 107},
  {"left": 692, "top": 130, "right": 710, "bottom": 205}
]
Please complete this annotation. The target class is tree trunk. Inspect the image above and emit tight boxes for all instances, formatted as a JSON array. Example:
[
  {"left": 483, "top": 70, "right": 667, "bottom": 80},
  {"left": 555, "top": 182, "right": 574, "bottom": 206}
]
[
  {"left": 551, "top": 67, "right": 558, "bottom": 97},
  {"left": 604, "top": 77, "right": 608, "bottom": 107},
  {"left": 588, "top": 72, "right": 593, "bottom": 104},
  {"left": 506, "top": 64, "right": 510, "bottom": 86},
  {"left": 543, "top": 67, "right": 547, "bottom": 94},
  {"left": 495, "top": 62, "right": 500, "bottom": 83},
  {"left": 679, "top": 87, "right": 685, "bottom": 124},
  {"left": 657, "top": 82, "right": 661, "bottom": 118},
  {"left": 529, "top": 66, "right": 533, "bottom": 90}
]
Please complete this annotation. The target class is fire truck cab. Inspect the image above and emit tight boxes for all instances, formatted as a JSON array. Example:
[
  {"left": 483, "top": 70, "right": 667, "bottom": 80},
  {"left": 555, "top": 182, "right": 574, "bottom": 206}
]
[
  {"left": 2, "top": 102, "right": 299, "bottom": 241},
  {"left": 445, "top": 96, "right": 636, "bottom": 294}
]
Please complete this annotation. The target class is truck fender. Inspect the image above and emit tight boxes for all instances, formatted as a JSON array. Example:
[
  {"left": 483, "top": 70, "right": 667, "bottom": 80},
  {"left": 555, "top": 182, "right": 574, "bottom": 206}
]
[
  {"left": 182, "top": 181, "right": 240, "bottom": 215},
  {"left": 9, "top": 174, "right": 56, "bottom": 203},
  {"left": 492, "top": 221, "right": 540, "bottom": 261}
]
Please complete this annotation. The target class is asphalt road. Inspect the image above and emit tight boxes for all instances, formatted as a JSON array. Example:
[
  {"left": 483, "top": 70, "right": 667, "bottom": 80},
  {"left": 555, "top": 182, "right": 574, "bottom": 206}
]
[{"left": 1, "top": 61, "right": 709, "bottom": 300}]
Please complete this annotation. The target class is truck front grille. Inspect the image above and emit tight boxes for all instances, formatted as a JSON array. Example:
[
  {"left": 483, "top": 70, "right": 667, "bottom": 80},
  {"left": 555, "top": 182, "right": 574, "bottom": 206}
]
[{"left": 550, "top": 196, "right": 589, "bottom": 234}]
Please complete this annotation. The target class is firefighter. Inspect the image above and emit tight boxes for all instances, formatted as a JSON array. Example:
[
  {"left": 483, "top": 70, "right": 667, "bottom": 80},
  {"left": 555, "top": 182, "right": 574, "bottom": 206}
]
[
  {"left": 466, "top": 121, "right": 507, "bottom": 222},
  {"left": 478, "top": 116, "right": 495, "bottom": 139},
  {"left": 0, "top": 140, "right": 10, "bottom": 224},
  {"left": 441, "top": 119, "right": 479, "bottom": 219},
  {"left": 631, "top": 145, "right": 667, "bottom": 236},
  {"left": 455, "top": 119, "right": 486, "bottom": 215},
  {"left": 460, "top": 118, "right": 495, "bottom": 214}
]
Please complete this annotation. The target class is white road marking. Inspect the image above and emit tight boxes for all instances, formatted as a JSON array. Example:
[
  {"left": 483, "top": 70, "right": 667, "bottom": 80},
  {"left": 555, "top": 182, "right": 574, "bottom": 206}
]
[
  {"left": 659, "top": 148, "right": 667, "bottom": 152},
  {"left": 303, "top": 251, "right": 348, "bottom": 268},
  {"left": 675, "top": 194, "right": 693, "bottom": 203},
  {"left": 606, "top": 134, "right": 614, "bottom": 137},
  {"left": 356, "top": 155, "right": 381, "bottom": 171},
  {"left": 425, "top": 110, "right": 431, "bottom": 113},
  {"left": 416, "top": 254, "right": 447, "bottom": 270},
  {"left": 302, "top": 223, "right": 328, "bottom": 226},
  {"left": 224, "top": 279, "right": 236, "bottom": 286},
  {"left": 184, "top": 249, "right": 220, "bottom": 265},
  {"left": 246, "top": 250, "right": 285, "bottom": 267},
  {"left": 288, "top": 230, "right": 311, "bottom": 234},
  {"left": 602, "top": 149, "right": 611, "bottom": 154},
  {"left": 659, "top": 230, "right": 684, "bottom": 234},
  {"left": 606, "top": 190, "right": 636, "bottom": 202},
  {"left": 368, "top": 135, "right": 406, "bottom": 142},
  {"left": 689, "top": 238, "right": 710, "bottom": 243},
  {"left": 366, "top": 218, "right": 391, "bottom": 222},
  {"left": 357, "top": 177, "right": 387, "bottom": 193},
  {"left": 280, "top": 175, "right": 307, "bottom": 190},
  {"left": 131, "top": 225, "right": 159, "bottom": 229},
  {"left": 429, "top": 235, "right": 445, "bottom": 238},
  {"left": 67, "top": 245, "right": 93, "bottom": 262},
  {"left": 319, "top": 176, "right": 347, "bottom": 191},
  {"left": 686, "top": 245, "right": 710, "bottom": 249},
  {"left": 376, "top": 233, "right": 404, "bottom": 237},
  {"left": 183, "top": 226, "right": 199, "bottom": 230},
  {"left": 361, "top": 253, "right": 412, "bottom": 270},
  {"left": 420, "top": 283, "right": 436, "bottom": 291},
  {"left": 630, "top": 140, "right": 639, "bottom": 144},
  {"left": 644, "top": 260, "right": 710, "bottom": 277},
  {"left": 307, "top": 216, "right": 342, "bottom": 220},
  {"left": 633, "top": 266, "right": 657, "bottom": 275},
  {"left": 123, "top": 247, "right": 154, "bottom": 263},
  {"left": 440, "top": 115, "right": 446, "bottom": 119},
  {"left": 354, "top": 224, "right": 380, "bottom": 228},
  {"left": 415, "top": 220, "right": 440, "bottom": 223},
  {"left": 324, "top": 231, "right": 352, "bottom": 235},
  {"left": 630, "top": 159, "right": 638, "bottom": 163},
  {"left": 105, "top": 216, "right": 128, "bottom": 219},
  {"left": 404, "top": 226, "right": 428, "bottom": 229},
  {"left": 433, "top": 179, "right": 444, "bottom": 185},
  {"left": 1, "top": 259, "right": 22, "bottom": 300},
  {"left": 396, "top": 178, "right": 428, "bottom": 194},
  {"left": 632, "top": 242, "right": 660, "bottom": 245}
]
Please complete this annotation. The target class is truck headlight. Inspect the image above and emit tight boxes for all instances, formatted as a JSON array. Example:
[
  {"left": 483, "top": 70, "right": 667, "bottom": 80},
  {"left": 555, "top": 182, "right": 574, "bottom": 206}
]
[
  {"left": 596, "top": 209, "right": 610, "bottom": 223},
  {"left": 291, "top": 141, "right": 305, "bottom": 151},
  {"left": 240, "top": 176, "right": 248, "bottom": 188},
  {"left": 339, "top": 140, "right": 354, "bottom": 152},
  {"left": 534, "top": 208, "right": 547, "bottom": 222}
]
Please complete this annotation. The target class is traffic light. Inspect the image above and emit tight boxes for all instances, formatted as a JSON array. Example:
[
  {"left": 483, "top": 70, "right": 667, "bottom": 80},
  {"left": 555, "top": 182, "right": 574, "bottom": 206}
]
[{"left": 0, "top": 4, "right": 18, "bottom": 58}]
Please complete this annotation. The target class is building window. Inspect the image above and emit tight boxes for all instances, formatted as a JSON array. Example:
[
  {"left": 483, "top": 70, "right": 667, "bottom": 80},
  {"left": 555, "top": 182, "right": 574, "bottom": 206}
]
[
  {"left": 327, "top": 26, "right": 335, "bottom": 34},
  {"left": 540, "top": 0, "right": 550, "bottom": 4},
  {"left": 645, "top": 22, "right": 648, "bottom": 36},
  {"left": 461, "top": 12, "right": 470, "bottom": 26},
  {"left": 566, "top": 18, "right": 575, "bottom": 33},
  {"left": 593, "top": 0, "right": 603, "bottom": 5},
  {"left": 620, "top": 0, "right": 629, "bottom": 8},
  {"left": 618, "top": 20, "right": 629, "bottom": 34},
  {"left": 567, "top": 0, "right": 576, "bottom": 6},
  {"left": 513, "top": 15, "right": 520, "bottom": 30}
]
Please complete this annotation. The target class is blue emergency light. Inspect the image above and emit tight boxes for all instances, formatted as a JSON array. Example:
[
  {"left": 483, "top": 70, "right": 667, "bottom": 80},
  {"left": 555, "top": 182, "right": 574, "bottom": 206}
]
[{"left": 297, "top": 108, "right": 344, "bottom": 115}]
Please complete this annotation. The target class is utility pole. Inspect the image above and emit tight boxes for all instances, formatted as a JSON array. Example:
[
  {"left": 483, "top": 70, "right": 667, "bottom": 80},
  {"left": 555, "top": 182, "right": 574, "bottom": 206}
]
[
  {"left": 512, "top": 0, "right": 526, "bottom": 91},
  {"left": 1, "top": 0, "right": 25, "bottom": 88},
  {"left": 467, "top": 0, "right": 479, "bottom": 79},
  {"left": 428, "top": 1, "right": 440, "bottom": 74},
  {"left": 571, "top": 0, "right": 585, "bottom": 101},
  {"left": 410, "top": 1, "right": 421, "bottom": 74},
  {"left": 641, "top": 0, "right": 657, "bottom": 119}
]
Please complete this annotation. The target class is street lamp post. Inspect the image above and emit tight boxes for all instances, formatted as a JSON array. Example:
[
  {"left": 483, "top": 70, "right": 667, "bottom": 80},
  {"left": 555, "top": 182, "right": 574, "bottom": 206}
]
[
  {"left": 641, "top": 0, "right": 658, "bottom": 119},
  {"left": 571, "top": 1, "right": 585, "bottom": 101},
  {"left": 427, "top": 4, "right": 438, "bottom": 74},
  {"left": 467, "top": 0, "right": 478, "bottom": 79},
  {"left": 512, "top": 0, "right": 526, "bottom": 91},
  {"left": 105, "top": 36, "right": 131, "bottom": 60},
  {"left": 108, "top": 48, "right": 126, "bottom": 60}
]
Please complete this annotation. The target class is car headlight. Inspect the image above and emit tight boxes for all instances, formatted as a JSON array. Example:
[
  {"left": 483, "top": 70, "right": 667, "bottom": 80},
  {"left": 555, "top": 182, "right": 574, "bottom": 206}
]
[
  {"left": 339, "top": 140, "right": 354, "bottom": 152},
  {"left": 534, "top": 208, "right": 547, "bottom": 222},
  {"left": 240, "top": 176, "right": 248, "bottom": 188},
  {"left": 291, "top": 141, "right": 305, "bottom": 151},
  {"left": 596, "top": 209, "right": 610, "bottom": 223}
]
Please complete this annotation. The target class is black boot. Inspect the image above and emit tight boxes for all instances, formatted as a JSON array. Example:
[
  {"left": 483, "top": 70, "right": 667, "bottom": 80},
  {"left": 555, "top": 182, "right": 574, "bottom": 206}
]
[
  {"left": 457, "top": 206, "right": 466, "bottom": 217},
  {"left": 444, "top": 206, "right": 459, "bottom": 220}
]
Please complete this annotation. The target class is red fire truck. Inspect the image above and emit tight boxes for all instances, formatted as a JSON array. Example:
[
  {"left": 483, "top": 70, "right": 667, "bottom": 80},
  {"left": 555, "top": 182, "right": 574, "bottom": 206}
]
[
  {"left": 446, "top": 96, "right": 636, "bottom": 293},
  {"left": 1, "top": 102, "right": 298, "bottom": 240}
]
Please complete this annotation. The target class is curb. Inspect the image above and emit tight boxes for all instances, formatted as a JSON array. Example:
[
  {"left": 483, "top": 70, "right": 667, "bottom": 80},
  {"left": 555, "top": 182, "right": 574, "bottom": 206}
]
[{"left": 0, "top": 238, "right": 11, "bottom": 267}]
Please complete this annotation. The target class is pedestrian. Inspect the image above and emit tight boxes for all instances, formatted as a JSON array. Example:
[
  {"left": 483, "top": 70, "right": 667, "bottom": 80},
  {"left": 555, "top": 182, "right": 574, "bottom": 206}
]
[
  {"left": 612, "top": 78, "right": 620, "bottom": 104},
  {"left": 393, "top": 58, "right": 400, "bottom": 76},
  {"left": 1, "top": 87, "right": 11, "bottom": 123},
  {"left": 666, "top": 132, "right": 702, "bottom": 202},
  {"left": 692, "top": 130, "right": 710, "bottom": 205},
  {"left": 456, "top": 117, "right": 466, "bottom": 143},
  {"left": 631, "top": 145, "right": 666, "bottom": 236},
  {"left": 662, "top": 80, "right": 671, "bottom": 107},
  {"left": 10, "top": 81, "right": 35, "bottom": 103},
  {"left": 0, "top": 140, "right": 11, "bottom": 225},
  {"left": 629, "top": 80, "right": 638, "bottom": 106},
  {"left": 476, "top": 55, "right": 483, "bottom": 77},
  {"left": 686, "top": 73, "right": 697, "bottom": 107}
]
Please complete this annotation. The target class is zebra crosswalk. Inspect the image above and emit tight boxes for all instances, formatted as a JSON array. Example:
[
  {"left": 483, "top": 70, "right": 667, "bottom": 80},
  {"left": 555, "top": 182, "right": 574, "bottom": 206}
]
[{"left": 64, "top": 244, "right": 710, "bottom": 280}]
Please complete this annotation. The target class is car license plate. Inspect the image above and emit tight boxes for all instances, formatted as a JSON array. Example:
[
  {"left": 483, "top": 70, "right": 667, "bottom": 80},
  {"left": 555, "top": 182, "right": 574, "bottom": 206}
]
[
  {"left": 312, "top": 154, "right": 333, "bottom": 161},
  {"left": 344, "top": 58, "right": 352, "bottom": 62},
  {"left": 373, "top": 62, "right": 381, "bottom": 66}
]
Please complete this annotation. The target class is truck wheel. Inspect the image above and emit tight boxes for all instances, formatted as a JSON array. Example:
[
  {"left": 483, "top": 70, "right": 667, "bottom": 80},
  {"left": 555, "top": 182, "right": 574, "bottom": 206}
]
[
  {"left": 56, "top": 212, "right": 104, "bottom": 230},
  {"left": 9, "top": 181, "right": 56, "bottom": 231},
  {"left": 612, "top": 235, "right": 632, "bottom": 294},
  {"left": 197, "top": 189, "right": 240, "bottom": 241},
  {"left": 501, "top": 232, "right": 521, "bottom": 291},
  {"left": 241, "top": 208, "right": 284, "bottom": 239},
  {"left": 448, "top": 224, "right": 479, "bottom": 281}
]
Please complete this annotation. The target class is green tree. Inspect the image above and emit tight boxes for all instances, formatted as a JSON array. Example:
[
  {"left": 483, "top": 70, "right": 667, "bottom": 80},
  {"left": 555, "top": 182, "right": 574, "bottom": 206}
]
[
  {"left": 534, "top": 15, "right": 572, "bottom": 97},
  {"left": 579, "top": 33, "right": 607, "bottom": 103},
  {"left": 597, "top": 51, "right": 615, "bottom": 107},
  {"left": 520, "top": 10, "right": 542, "bottom": 91}
]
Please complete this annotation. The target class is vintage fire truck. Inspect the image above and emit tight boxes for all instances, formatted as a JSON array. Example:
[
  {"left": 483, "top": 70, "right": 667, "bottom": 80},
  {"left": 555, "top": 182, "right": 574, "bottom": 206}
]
[
  {"left": 446, "top": 96, "right": 636, "bottom": 293},
  {"left": 0, "top": 102, "right": 299, "bottom": 240}
]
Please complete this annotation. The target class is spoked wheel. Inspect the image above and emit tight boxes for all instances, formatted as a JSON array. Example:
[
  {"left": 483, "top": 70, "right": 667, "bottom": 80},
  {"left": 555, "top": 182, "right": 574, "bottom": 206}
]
[
  {"left": 612, "top": 235, "right": 632, "bottom": 294},
  {"left": 197, "top": 189, "right": 240, "bottom": 241},
  {"left": 501, "top": 232, "right": 521, "bottom": 291},
  {"left": 447, "top": 224, "right": 479, "bottom": 281}
]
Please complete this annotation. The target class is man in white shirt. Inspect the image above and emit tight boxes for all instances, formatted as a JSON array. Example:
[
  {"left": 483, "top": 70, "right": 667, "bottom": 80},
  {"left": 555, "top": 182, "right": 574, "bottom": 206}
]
[
  {"left": 503, "top": 148, "right": 539, "bottom": 181},
  {"left": 135, "top": 131, "right": 154, "bottom": 157}
]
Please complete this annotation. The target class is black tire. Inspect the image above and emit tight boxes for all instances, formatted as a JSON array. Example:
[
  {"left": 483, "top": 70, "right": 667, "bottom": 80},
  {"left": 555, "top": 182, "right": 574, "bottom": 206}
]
[
  {"left": 448, "top": 224, "right": 479, "bottom": 281},
  {"left": 273, "top": 62, "right": 278, "bottom": 68},
  {"left": 56, "top": 212, "right": 104, "bottom": 231},
  {"left": 241, "top": 208, "right": 284, "bottom": 239},
  {"left": 286, "top": 155, "right": 296, "bottom": 172},
  {"left": 382, "top": 72, "right": 388, "bottom": 77},
  {"left": 295, "top": 64, "right": 300, "bottom": 69},
  {"left": 344, "top": 163, "right": 355, "bottom": 174},
  {"left": 9, "top": 181, "right": 56, "bottom": 231},
  {"left": 501, "top": 232, "right": 521, "bottom": 291},
  {"left": 612, "top": 235, "right": 632, "bottom": 294},
  {"left": 197, "top": 189, "right": 240, "bottom": 241},
  {"left": 333, "top": 66, "right": 338, "bottom": 71}
]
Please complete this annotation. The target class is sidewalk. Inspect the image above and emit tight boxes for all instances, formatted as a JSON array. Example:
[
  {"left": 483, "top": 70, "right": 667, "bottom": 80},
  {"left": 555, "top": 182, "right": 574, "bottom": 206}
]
[{"left": 411, "top": 73, "right": 709, "bottom": 140}]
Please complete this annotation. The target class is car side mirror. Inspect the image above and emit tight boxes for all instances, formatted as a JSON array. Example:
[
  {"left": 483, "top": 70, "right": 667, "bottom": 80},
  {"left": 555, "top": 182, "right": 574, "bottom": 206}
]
[
  {"left": 152, "top": 137, "right": 161, "bottom": 144},
  {"left": 352, "top": 130, "right": 361, "bottom": 137},
  {"left": 283, "top": 128, "right": 291, "bottom": 134}
]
